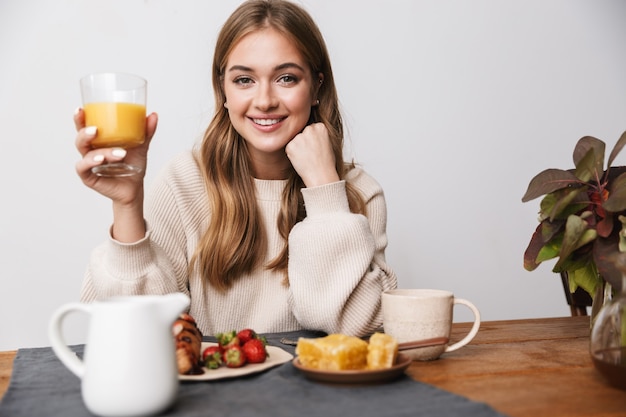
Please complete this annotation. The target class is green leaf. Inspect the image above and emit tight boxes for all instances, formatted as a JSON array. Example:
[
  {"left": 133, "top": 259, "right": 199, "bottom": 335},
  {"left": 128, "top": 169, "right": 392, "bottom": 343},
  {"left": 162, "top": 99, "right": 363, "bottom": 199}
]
[
  {"left": 567, "top": 265, "right": 600, "bottom": 296},
  {"left": 521, "top": 169, "right": 580, "bottom": 202},
  {"left": 573, "top": 136, "right": 605, "bottom": 180},
  {"left": 573, "top": 147, "right": 600, "bottom": 183},
  {"left": 546, "top": 187, "right": 588, "bottom": 221},
  {"left": 555, "top": 215, "right": 597, "bottom": 269},
  {"left": 536, "top": 239, "right": 561, "bottom": 263},
  {"left": 539, "top": 218, "right": 565, "bottom": 242},
  {"left": 555, "top": 253, "right": 592, "bottom": 272}
]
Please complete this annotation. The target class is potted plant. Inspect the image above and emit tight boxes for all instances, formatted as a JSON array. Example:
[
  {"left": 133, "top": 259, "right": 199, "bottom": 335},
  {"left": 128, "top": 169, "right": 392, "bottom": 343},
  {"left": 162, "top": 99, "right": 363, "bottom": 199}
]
[{"left": 521, "top": 131, "right": 626, "bottom": 312}]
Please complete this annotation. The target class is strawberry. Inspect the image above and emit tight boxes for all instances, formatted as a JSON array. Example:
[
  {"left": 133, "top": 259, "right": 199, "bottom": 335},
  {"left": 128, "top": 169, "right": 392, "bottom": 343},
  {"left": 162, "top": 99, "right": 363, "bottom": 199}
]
[
  {"left": 236, "top": 328, "right": 258, "bottom": 345},
  {"left": 242, "top": 338, "right": 268, "bottom": 364},
  {"left": 223, "top": 345, "right": 247, "bottom": 368},
  {"left": 202, "top": 346, "right": 222, "bottom": 369},
  {"left": 216, "top": 330, "right": 240, "bottom": 352}
]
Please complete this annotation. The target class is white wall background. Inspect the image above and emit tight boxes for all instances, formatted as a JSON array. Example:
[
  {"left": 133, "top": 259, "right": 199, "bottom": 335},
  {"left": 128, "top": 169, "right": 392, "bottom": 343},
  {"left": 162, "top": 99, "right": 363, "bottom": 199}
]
[{"left": 1, "top": 0, "right": 625, "bottom": 351}]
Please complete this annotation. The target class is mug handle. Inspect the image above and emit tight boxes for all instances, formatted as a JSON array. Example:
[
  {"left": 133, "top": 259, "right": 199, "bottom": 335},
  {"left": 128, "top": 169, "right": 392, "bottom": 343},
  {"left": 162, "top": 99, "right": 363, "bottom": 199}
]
[
  {"left": 444, "top": 298, "right": 481, "bottom": 353},
  {"left": 48, "top": 302, "right": 91, "bottom": 378}
]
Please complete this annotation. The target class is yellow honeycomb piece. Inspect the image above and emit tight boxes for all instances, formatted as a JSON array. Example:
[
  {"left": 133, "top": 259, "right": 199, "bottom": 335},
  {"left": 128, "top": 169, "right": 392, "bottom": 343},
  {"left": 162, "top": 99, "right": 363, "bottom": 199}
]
[
  {"left": 296, "top": 334, "right": 368, "bottom": 370},
  {"left": 366, "top": 332, "right": 398, "bottom": 370}
]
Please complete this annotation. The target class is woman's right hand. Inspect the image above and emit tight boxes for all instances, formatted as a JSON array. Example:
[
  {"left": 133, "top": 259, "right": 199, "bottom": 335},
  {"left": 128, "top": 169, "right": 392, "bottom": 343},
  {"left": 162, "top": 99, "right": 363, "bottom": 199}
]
[
  {"left": 74, "top": 108, "right": 158, "bottom": 205},
  {"left": 74, "top": 108, "right": 159, "bottom": 243}
]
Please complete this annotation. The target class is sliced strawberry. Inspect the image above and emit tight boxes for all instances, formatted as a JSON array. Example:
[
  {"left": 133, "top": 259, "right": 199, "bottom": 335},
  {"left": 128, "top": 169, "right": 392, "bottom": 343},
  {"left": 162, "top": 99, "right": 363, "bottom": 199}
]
[
  {"left": 202, "top": 346, "right": 223, "bottom": 369},
  {"left": 223, "top": 345, "right": 247, "bottom": 368},
  {"left": 242, "top": 339, "right": 268, "bottom": 364}
]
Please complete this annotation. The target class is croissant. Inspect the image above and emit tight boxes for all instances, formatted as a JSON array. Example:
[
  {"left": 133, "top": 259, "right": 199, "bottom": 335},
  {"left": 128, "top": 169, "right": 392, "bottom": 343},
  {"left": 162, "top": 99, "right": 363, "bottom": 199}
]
[{"left": 172, "top": 313, "right": 203, "bottom": 375}]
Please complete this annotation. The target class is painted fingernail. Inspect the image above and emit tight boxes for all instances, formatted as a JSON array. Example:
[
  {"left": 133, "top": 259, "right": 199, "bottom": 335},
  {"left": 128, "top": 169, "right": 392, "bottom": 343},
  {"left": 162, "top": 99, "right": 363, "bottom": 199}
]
[
  {"left": 93, "top": 154, "right": 105, "bottom": 163},
  {"left": 84, "top": 126, "right": 97, "bottom": 136},
  {"left": 112, "top": 148, "right": 127, "bottom": 158}
]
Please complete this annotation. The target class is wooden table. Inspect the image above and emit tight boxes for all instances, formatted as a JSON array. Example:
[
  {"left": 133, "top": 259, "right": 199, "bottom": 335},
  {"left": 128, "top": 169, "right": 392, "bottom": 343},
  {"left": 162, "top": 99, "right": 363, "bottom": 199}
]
[
  {"left": 412, "top": 316, "right": 626, "bottom": 417},
  {"left": 1, "top": 317, "right": 625, "bottom": 416}
]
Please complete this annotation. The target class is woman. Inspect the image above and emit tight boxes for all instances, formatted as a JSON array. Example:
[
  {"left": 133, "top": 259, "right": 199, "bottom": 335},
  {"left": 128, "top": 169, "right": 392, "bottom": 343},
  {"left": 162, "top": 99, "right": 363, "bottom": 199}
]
[{"left": 74, "top": 0, "right": 397, "bottom": 337}]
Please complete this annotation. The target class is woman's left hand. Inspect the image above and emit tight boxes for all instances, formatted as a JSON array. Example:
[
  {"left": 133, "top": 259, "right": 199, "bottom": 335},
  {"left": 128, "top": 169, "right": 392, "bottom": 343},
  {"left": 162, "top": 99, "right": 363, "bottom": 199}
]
[{"left": 285, "top": 123, "right": 340, "bottom": 187}]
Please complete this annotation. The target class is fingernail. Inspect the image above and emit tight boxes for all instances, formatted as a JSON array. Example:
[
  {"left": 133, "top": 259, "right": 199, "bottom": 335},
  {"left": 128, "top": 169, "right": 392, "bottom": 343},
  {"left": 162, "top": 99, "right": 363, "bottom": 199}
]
[
  {"left": 112, "top": 148, "right": 127, "bottom": 158},
  {"left": 93, "top": 154, "right": 105, "bottom": 163},
  {"left": 85, "top": 126, "right": 97, "bottom": 136},
  {"left": 74, "top": 107, "right": 81, "bottom": 115}
]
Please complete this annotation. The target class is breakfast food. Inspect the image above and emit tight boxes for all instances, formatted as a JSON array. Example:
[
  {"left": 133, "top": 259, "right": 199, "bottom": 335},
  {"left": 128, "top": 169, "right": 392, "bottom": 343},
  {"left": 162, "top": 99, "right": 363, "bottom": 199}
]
[
  {"left": 241, "top": 338, "right": 268, "bottom": 364},
  {"left": 172, "top": 313, "right": 204, "bottom": 375},
  {"left": 202, "top": 346, "right": 223, "bottom": 369},
  {"left": 200, "top": 328, "right": 269, "bottom": 370},
  {"left": 296, "top": 334, "right": 369, "bottom": 371},
  {"left": 366, "top": 332, "right": 399, "bottom": 370},
  {"left": 296, "top": 332, "right": 398, "bottom": 371}
]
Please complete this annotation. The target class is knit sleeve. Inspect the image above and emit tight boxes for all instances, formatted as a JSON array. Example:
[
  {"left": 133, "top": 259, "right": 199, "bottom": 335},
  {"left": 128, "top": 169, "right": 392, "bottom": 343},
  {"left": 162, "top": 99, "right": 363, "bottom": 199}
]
[
  {"left": 79, "top": 152, "right": 200, "bottom": 302},
  {"left": 79, "top": 227, "right": 184, "bottom": 301},
  {"left": 286, "top": 168, "right": 398, "bottom": 336}
]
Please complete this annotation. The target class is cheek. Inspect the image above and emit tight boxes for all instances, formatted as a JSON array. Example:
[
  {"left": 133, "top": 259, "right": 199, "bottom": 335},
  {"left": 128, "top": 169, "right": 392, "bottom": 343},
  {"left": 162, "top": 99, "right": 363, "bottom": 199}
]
[
  {"left": 283, "top": 89, "right": 314, "bottom": 114},
  {"left": 224, "top": 89, "right": 244, "bottom": 112}
]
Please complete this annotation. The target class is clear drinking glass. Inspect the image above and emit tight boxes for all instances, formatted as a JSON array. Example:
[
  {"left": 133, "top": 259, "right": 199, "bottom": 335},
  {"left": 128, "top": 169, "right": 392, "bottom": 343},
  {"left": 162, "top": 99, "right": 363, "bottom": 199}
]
[{"left": 80, "top": 72, "right": 147, "bottom": 177}]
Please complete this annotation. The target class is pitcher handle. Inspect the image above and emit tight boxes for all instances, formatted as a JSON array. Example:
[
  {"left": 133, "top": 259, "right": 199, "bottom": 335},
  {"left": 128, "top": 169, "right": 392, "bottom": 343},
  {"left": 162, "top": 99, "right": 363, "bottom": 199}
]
[
  {"left": 444, "top": 298, "right": 481, "bottom": 353},
  {"left": 48, "top": 302, "right": 91, "bottom": 378}
]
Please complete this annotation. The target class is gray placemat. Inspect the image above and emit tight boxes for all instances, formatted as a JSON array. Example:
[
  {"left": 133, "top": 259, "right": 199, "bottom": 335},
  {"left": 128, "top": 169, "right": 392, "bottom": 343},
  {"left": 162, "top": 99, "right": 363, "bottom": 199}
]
[{"left": 0, "top": 331, "right": 508, "bottom": 417}]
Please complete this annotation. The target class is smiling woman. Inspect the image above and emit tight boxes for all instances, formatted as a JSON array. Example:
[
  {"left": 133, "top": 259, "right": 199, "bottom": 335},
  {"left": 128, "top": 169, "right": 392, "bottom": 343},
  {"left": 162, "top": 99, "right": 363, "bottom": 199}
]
[
  {"left": 222, "top": 27, "right": 324, "bottom": 175},
  {"left": 2, "top": 0, "right": 626, "bottom": 352},
  {"left": 73, "top": 0, "right": 398, "bottom": 339}
]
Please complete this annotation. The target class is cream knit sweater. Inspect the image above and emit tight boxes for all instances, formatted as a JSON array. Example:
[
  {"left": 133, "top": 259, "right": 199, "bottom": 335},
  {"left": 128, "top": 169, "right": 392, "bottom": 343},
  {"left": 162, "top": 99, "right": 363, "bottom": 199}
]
[{"left": 80, "top": 151, "right": 397, "bottom": 337}]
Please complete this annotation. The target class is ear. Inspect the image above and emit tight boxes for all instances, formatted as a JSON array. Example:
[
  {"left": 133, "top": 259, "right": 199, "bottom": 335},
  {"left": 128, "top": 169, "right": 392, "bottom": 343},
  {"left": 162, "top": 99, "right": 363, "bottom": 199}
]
[
  {"left": 317, "top": 73, "right": 324, "bottom": 90},
  {"left": 313, "top": 72, "right": 324, "bottom": 105}
]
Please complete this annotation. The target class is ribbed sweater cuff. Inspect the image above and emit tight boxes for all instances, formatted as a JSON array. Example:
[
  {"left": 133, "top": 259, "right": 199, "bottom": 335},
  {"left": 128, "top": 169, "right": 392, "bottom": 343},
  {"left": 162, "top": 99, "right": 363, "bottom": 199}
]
[
  {"left": 104, "top": 227, "right": 155, "bottom": 280},
  {"left": 301, "top": 180, "right": 350, "bottom": 216}
]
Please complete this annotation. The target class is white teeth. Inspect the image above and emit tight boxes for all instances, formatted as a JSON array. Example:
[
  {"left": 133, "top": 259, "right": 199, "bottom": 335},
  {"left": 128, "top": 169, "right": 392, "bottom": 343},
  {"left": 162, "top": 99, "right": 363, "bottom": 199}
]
[{"left": 253, "top": 118, "right": 281, "bottom": 126}]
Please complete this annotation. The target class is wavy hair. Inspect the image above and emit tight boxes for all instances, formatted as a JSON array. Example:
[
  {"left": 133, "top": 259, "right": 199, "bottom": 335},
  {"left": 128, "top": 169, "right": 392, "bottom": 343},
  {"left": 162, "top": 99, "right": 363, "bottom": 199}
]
[{"left": 190, "top": 0, "right": 365, "bottom": 291}]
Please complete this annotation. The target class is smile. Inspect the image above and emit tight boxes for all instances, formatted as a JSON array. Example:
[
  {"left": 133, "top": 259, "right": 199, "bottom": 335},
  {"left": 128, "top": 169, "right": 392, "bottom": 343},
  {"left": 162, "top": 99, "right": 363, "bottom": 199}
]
[{"left": 252, "top": 118, "right": 285, "bottom": 126}]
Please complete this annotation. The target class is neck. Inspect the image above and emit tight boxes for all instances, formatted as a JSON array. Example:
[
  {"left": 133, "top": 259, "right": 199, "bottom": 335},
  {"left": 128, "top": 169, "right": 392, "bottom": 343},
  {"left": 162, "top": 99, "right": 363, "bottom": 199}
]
[{"left": 249, "top": 153, "right": 292, "bottom": 180}]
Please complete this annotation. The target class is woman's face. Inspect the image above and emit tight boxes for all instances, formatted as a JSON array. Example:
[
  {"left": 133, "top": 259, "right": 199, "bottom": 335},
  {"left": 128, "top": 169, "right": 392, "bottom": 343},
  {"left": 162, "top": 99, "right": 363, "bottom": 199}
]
[{"left": 223, "top": 27, "right": 318, "bottom": 173}]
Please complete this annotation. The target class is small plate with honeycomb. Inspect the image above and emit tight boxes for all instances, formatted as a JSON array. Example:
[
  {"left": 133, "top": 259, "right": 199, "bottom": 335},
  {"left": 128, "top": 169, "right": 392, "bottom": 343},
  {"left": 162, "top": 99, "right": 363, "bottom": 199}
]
[{"left": 292, "top": 353, "right": 411, "bottom": 384}]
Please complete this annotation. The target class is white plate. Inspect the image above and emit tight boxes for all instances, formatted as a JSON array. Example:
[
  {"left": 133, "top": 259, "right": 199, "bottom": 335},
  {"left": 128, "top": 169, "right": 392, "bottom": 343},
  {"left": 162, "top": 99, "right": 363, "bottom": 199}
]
[{"left": 179, "top": 342, "right": 293, "bottom": 381}]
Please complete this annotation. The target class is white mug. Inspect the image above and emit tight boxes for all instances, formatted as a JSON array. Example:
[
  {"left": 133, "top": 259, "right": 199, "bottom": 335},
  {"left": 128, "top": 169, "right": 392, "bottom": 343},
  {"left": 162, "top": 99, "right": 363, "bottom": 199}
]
[{"left": 382, "top": 289, "right": 481, "bottom": 361}]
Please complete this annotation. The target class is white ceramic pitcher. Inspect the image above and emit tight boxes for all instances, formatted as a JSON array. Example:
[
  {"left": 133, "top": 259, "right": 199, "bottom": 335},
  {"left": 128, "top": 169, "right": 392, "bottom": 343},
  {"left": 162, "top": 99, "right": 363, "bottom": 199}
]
[{"left": 48, "top": 293, "right": 190, "bottom": 417}]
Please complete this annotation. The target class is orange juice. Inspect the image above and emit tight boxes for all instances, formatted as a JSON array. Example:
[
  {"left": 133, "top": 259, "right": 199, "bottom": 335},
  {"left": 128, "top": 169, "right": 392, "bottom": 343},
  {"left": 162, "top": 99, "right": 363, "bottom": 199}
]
[{"left": 84, "top": 102, "right": 146, "bottom": 149}]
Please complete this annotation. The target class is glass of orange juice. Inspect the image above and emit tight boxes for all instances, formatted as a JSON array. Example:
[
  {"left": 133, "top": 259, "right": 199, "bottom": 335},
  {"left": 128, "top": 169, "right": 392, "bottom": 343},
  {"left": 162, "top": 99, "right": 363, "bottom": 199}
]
[{"left": 80, "top": 72, "right": 147, "bottom": 177}]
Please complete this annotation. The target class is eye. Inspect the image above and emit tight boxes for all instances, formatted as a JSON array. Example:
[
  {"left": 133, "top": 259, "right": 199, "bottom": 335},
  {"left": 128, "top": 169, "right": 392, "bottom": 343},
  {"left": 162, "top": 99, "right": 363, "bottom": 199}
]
[
  {"left": 233, "top": 76, "right": 254, "bottom": 86},
  {"left": 277, "top": 74, "right": 298, "bottom": 85}
]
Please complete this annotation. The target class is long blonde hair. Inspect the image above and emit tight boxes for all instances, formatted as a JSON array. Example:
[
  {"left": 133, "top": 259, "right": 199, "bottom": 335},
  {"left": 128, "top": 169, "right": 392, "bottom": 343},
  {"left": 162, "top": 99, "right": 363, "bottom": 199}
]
[{"left": 191, "top": 0, "right": 365, "bottom": 291}]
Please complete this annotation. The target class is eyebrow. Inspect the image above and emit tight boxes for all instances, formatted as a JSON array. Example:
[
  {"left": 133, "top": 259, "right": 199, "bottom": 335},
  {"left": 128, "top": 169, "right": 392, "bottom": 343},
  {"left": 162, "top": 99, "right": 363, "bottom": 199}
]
[{"left": 227, "top": 62, "right": 306, "bottom": 73}]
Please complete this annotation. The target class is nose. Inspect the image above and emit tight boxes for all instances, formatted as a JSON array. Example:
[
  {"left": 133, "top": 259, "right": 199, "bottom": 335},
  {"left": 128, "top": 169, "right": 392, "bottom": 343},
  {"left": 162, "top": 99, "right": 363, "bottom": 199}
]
[{"left": 254, "top": 82, "right": 278, "bottom": 110}]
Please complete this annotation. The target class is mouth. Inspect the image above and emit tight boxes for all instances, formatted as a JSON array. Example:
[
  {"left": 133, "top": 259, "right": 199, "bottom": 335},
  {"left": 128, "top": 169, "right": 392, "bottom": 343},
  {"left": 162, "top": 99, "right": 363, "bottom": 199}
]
[{"left": 251, "top": 117, "right": 286, "bottom": 126}]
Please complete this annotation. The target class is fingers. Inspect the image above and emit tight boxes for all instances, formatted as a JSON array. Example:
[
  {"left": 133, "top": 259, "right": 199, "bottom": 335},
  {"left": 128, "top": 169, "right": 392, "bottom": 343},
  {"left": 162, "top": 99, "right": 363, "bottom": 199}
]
[
  {"left": 76, "top": 148, "right": 128, "bottom": 181},
  {"left": 74, "top": 110, "right": 158, "bottom": 183},
  {"left": 286, "top": 123, "right": 339, "bottom": 187},
  {"left": 75, "top": 125, "right": 97, "bottom": 157},
  {"left": 75, "top": 111, "right": 158, "bottom": 156},
  {"left": 146, "top": 112, "right": 159, "bottom": 141},
  {"left": 73, "top": 107, "right": 85, "bottom": 131}
]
